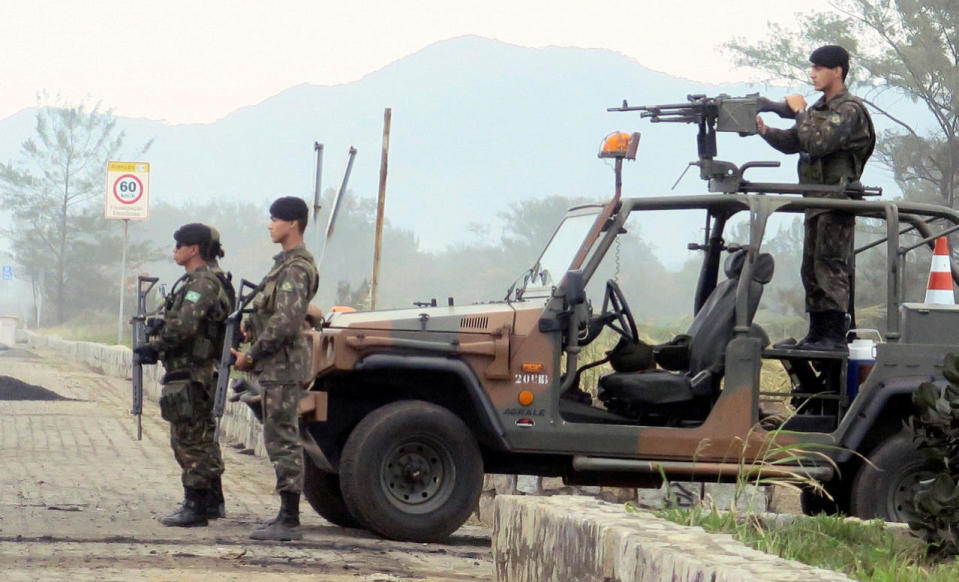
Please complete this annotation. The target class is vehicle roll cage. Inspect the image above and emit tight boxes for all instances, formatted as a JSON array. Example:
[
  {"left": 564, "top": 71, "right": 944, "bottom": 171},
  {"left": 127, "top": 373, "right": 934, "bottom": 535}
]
[{"left": 574, "top": 192, "right": 959, "bottom": 344}]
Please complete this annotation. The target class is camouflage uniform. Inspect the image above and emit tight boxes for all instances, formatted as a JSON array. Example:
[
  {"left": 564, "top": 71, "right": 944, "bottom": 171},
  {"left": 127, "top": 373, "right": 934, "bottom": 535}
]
[
  {"left": 246, "top": 245, "right": 319, "bottom": 493},
  {"left": 149, "top": 263, "right": 232, "bottom": 489},
  {"left": 762, "top": 89, "right": 875, "bottom": 312}
]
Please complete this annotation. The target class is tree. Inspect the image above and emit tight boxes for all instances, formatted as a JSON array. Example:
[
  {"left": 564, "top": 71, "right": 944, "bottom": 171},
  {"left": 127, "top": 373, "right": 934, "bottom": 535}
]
[
  {"left": 726, "top": 0, "right": 959, "bottom": 207},
  {"left": 0, "top": 98, "right": 153, "bottom": 323}
]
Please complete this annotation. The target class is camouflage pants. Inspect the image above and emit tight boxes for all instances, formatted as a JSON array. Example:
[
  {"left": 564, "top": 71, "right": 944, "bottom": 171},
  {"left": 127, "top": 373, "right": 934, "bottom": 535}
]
[
  {"left": 261, "top": 381, "right": 304, "bottom": 493},
  {"left": 801, "top": 209, "right": 854, "bottom": 313},
  {"left": 170, "top": 379, "right": 224, "bottom": 489}
]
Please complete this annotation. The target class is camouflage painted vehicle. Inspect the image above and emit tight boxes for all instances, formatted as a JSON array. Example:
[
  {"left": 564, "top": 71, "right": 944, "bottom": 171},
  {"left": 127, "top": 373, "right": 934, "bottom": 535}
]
[{"left": 296, "top": 107, "right": 959, "bottom": 542}]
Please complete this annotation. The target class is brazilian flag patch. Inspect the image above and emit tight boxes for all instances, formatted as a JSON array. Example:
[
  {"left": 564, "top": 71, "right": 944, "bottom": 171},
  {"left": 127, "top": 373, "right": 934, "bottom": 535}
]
[
  {"left": 185, "top": 290, "right": 201, "bottom": 303},
  {"left": 280, "top": 280, "right": 295, "bottom": 292}
]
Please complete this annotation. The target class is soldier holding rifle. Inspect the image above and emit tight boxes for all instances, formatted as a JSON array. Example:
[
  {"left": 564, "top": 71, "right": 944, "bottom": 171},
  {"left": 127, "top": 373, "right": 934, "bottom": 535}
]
[
  {"left": 754, "top": 45, "right": 876, "bottom": 352},
  {"left": 133, "top": 223, "right": 234, "bottom": 527},
  {"left": 232, "top": 197, "right": 319, "bottom": 541}
]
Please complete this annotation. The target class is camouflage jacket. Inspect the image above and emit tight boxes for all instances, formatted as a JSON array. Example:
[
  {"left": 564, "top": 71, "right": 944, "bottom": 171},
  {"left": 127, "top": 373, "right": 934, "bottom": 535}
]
[
  {"left": 151, "top": 263, "right": 233, "bottom": 380},
  {"left": 762, "top": 89, "right": 875, "bottom": 193},
  {"left": 246, "top": 245, "right": 319, "bottom": 384}
]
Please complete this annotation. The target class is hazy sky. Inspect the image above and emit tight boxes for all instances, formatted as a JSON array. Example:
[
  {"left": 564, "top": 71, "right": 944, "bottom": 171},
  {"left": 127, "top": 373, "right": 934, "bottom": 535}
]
[{"left": 0, "top": 0, "right": 834, "bottom": 124}]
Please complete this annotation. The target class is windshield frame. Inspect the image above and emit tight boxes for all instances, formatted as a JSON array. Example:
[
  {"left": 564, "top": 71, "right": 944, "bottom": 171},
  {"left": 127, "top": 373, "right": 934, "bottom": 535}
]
[{"left": 511, "top": 204, "right": 606, "bottom": 301}]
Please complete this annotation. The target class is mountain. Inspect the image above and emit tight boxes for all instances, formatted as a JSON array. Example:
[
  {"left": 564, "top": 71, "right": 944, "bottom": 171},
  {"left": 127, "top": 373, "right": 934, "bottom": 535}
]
[{"left": 0, "top": 35, "right": 904, "bottom": 253}]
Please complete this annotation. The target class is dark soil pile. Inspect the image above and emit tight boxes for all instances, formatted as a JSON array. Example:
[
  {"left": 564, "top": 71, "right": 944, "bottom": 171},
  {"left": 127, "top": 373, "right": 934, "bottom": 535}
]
[{"left": 0, "top": 375, "right": 71, "bottom": 401}]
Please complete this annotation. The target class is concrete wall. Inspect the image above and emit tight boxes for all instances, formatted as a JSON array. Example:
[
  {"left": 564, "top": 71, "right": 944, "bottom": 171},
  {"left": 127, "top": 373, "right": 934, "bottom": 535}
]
[{"left": 493, "top": 495, "right": 854, "bottom": 582}]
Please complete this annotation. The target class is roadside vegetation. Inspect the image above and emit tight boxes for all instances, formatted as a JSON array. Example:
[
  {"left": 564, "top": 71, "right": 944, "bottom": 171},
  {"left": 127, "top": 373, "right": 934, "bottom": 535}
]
[{"left": 652, "top": 506, "right": 959, "bottom": 582}]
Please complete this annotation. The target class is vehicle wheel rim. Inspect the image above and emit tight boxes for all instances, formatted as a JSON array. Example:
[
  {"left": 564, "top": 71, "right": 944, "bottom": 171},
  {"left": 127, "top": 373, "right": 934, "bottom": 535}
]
[
  {"left": 381, "top": 436, "right": 455, "bottom": 513},
  {"left": 889, "top": 467, "right": 935, "bottom": 522}
]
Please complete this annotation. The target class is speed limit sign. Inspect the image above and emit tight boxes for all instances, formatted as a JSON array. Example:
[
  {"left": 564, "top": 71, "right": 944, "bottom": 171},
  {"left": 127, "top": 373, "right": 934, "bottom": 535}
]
[{"left": 105, "top": 161, "right": 150, "bottom": 220}]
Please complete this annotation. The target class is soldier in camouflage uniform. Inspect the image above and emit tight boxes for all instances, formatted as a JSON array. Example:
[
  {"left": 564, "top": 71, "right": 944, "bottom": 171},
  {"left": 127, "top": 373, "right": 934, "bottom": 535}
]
[
  {"left": 756, "top": 45, "right": 875, "bottom": 351},
  {"left": 133, "top": 223, "right": 234, "bottom": 527},
  {"left": 233, "top": 196, "right": 318, "bottom": 541}
]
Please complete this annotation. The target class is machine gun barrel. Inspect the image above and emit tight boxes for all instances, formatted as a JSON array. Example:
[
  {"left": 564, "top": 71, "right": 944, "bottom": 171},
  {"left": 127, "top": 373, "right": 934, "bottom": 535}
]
[
  {"left": 131, "top": 276, "right": 159, "bottom": 441},
  {"left": 213, "top": 278, "right": 260, "bottom": 440}
]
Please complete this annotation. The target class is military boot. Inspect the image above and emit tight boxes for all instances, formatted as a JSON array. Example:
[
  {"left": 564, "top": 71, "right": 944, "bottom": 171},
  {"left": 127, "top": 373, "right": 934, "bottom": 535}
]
[
  {"left": 206, "top": 476, "right": 226, "bottom": 519},
  {"left": 793, "top": 312, "right": 826, "bottom": 349},
  {"left": 160, "top": 487, "right": 209, "bottom": 527},
  {"left": 798, "top": 311, "right": 848, "bottom": 352},
  {"left": 774, "top": 313, "right": 822, "bottom": 349},
  {"left": 249, "top": 491, "right": 302, "bottom": 541}
]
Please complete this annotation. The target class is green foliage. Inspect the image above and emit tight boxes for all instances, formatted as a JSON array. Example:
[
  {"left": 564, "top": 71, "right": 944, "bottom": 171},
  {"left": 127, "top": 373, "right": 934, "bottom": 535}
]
[
  {"left": 906, "top": 353, "right": 959, "bottom": 555},
  {"left": 726, "top": 0, "right": 959, "bottom": 208},
  {"left": 0, "top": 97, "right": 156, "bottom": 324},
  {"left": 654, "top": 506, "right": 959, "bottom": 581},
  {"left": 336, "top": 279, "right": 371, "bottom": 310}
]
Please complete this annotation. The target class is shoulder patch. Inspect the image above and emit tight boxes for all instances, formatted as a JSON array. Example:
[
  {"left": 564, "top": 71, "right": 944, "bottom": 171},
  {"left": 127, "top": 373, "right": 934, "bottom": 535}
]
[
  {"left": 829, "top": 113, "right": 842, "bottom": 125},
  {"left": 185, "top": 290, "right": 202, "bottom": 303},
  {"left": 279, "top": 280, "right": 295, "bottom": 292}
]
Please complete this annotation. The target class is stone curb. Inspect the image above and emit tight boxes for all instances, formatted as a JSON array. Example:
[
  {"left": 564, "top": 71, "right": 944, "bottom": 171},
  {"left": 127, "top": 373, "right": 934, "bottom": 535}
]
[
  {"left": 15, "top": 329, "right": 266, "bottom": 455},
  {"left": 492, "top": 495, "right": 855, "bottom": 582}
]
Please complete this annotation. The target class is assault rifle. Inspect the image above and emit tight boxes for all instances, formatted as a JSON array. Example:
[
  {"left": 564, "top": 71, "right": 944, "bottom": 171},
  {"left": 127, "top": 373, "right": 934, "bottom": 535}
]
[
  {"left": 131, "top": 275, "right": 159, "bottom": 440},
  {"left": 608, "top": 93, "right": 882, "bottom": 198},
  {"left": 213, "top": 278, "right": 260, "bottom": 440}
]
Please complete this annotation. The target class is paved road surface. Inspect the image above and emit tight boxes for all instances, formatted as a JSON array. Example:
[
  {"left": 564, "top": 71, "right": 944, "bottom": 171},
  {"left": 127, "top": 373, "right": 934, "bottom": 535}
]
[{"left": 0, "top": 345, "right": 493, "bottom": 581}]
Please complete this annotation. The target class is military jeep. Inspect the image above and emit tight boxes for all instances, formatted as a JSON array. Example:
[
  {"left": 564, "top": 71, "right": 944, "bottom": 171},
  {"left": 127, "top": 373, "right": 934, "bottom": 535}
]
[{"left": 296, "top": 122, "right": 959, "bottom": 542}]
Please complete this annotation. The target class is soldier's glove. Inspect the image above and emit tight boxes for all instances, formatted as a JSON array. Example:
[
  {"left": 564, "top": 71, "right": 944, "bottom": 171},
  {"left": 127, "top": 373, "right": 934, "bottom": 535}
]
[
  {"left": 133, "top": 344, "right": 159, "bottom": 365},
  {"left": 144, "top": 317, "right": 165, "bottom": 337}
]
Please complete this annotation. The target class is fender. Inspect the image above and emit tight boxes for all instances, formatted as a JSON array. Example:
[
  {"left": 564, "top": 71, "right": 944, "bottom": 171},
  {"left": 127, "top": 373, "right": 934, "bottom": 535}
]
[
  {"left": 355, "top": 353, "right": 510, "bottom": 451},
  {"left": 834, "top": 374, "right": 935, "bottom": 464}
]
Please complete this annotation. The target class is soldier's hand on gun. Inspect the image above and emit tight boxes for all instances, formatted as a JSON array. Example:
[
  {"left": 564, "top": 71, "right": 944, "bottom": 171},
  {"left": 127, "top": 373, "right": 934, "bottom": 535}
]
[
  {"left": 755, "top": 115, "right": 767, "bottom": 136},
  {"left": 133, "top": 344, "right": 159, "bottom": 365},
  {"left": 144, "top": 317, "right": 164, "bottom": 337},
  {"left": 231, "top": 348, "right": 253, "bottom": 371},
  {"left": 786, "top": 94, "right": 807, "bottom": 112}
]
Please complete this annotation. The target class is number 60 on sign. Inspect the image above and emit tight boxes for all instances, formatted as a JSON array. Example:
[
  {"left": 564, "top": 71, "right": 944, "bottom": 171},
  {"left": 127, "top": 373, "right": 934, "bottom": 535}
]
[{"left": 105, "top": 161, "right": 150, "bottom": 220}]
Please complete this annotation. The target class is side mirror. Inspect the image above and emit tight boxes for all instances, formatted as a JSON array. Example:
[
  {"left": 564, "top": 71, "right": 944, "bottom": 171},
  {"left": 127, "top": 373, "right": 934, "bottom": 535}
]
[{"left": 563, "top": 270, "right": 587, "bottom": 306}]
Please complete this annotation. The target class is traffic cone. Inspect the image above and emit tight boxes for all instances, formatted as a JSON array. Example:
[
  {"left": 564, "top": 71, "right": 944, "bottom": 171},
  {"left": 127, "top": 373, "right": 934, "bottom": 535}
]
[{"left": 924, "top": 237, "right": 955, "bottom": 304}]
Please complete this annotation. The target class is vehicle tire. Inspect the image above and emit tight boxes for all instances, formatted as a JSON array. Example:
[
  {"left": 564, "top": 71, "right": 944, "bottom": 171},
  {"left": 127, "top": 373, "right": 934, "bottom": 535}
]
[
  {"left": 339, "top": 400, "right": 484, "bottom": 542},
  {"left": 800, "top": 481, "right": 847, "bottom": 517},
  {"left": 302, "top": 457, "right": 364, "bottom": 529},
  {"left": 849, "top": 432, "right": 937, "bottom": 522}
]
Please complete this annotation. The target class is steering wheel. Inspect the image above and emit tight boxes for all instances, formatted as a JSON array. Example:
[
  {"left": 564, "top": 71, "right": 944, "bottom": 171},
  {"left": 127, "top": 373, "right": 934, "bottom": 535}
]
[{"left": 583, "top": 280, "right": 638, "bottom": 345}]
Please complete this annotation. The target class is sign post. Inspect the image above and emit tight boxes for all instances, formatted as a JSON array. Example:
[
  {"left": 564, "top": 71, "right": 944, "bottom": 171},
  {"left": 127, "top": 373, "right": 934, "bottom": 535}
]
[{"left": 105, "top": 161, "right": 150, "bottom": 344}]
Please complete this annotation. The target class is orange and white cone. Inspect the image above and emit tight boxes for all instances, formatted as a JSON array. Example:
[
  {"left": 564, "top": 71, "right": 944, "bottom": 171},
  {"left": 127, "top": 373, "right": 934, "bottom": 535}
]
[{"left": 924, "top": 237, "right": 955, "bottom": 304}]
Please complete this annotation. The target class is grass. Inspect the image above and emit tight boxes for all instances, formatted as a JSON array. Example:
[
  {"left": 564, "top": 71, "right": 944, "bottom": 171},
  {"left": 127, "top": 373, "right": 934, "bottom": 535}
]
[{"left": 647, "top": 506, "right": 959, "bottom": 582}]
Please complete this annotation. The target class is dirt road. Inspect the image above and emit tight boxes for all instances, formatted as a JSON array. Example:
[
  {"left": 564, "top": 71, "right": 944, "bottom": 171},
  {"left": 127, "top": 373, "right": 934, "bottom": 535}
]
[{"left": 0, "top": 345, "right": 493, "bottom": 581}]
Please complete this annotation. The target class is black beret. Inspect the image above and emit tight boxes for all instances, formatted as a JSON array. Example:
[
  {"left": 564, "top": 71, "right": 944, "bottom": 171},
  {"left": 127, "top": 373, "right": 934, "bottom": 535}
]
[
  {"left": 809, "top": 45, "right": 849, "bottom": 71},
  {"left": 174, "top": 223, "right": 212, "bottom": 247},
  {"left": 270, "top": 196, "right": 309, "bottom": 222}
]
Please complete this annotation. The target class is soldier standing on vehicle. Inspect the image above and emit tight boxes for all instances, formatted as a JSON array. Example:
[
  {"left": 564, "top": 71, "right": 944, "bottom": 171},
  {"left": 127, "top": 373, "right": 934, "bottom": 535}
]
[
  {"left": 755, "top": 45, "right": 875, "bottom": 351},
  {"left": 232, "top": 196, "right": 319, "bottom": 541},
  {"left": 133, "top": 223, "right": 234, "bottom": 527}
]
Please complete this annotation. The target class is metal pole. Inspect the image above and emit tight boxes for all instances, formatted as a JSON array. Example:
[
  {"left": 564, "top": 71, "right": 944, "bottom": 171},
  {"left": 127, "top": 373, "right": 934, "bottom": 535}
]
[
  {"left": 318, "top": 147, "right": 357, "bottom": 269},
  {"left": 371, "top": 108, "right": 391, "bottom": 310},
  {"left": 117, "top": 219, "right": 129, "bottom": 344},
  {"left": 312, "top": 142, "right": 324, "bottom": 257}
]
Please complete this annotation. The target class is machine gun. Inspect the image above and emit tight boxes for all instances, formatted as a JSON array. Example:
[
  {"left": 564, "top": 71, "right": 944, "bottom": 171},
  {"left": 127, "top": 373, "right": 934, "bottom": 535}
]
[
  {"left": 131, "top": 275, "right": 159, "bottom": 440},
  {"left": 608, "top": 93, "right": 882, "bottom": 197},
  {"left": 212, "top": 278, "right": 260, "bottom": 440}
]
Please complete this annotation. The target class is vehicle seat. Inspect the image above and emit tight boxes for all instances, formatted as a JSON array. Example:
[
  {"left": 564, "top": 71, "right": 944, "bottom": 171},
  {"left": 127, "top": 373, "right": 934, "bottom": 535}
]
[{"left": 597, "top": 250, "right": 775, "bottom": 418}]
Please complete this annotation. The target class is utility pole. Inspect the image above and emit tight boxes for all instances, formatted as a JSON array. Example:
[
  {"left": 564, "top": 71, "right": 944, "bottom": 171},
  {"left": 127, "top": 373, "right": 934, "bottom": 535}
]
[{"left": 370, "top": 108, "right": 391, "bottom": 310}]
